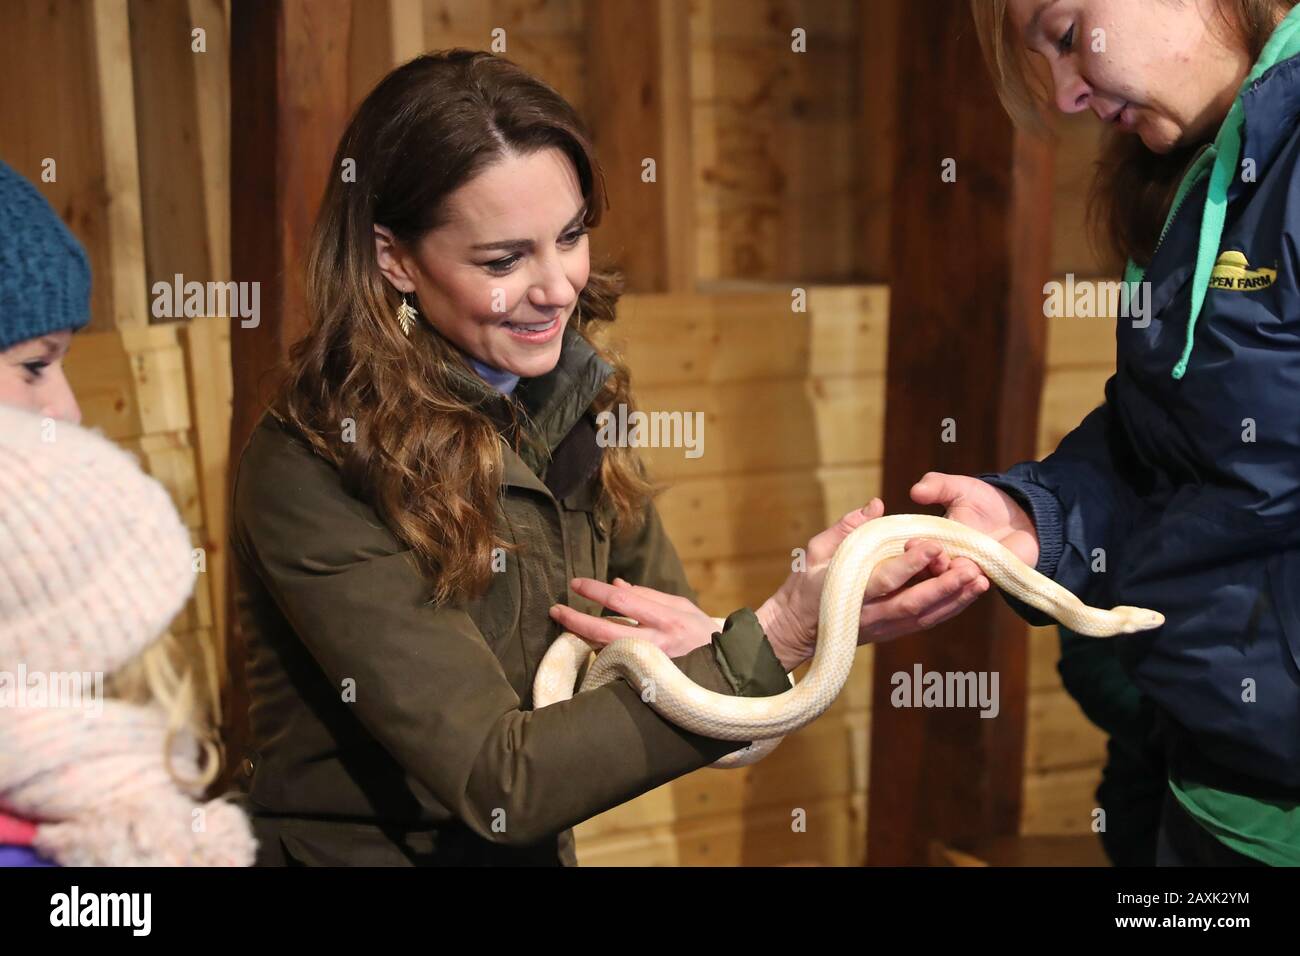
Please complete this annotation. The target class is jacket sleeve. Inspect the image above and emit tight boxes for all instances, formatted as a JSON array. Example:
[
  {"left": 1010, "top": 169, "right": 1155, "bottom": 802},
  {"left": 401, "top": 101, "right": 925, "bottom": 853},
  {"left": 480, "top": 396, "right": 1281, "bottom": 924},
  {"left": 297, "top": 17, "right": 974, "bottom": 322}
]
[
  {"left": 975, "top": 375, "right": 1144, "bottom": 626},
  {"left": 607, "top": 497, "right": 792, "bottom": 697},
  {"left": 233, "top": 432, "right": 775, "bottom": 849}
]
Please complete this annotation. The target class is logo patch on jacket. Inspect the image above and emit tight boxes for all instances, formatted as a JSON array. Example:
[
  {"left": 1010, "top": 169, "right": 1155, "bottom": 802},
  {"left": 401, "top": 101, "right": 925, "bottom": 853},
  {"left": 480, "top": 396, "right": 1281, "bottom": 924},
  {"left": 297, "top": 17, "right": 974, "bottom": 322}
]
[{"left": 1209, "top": 250, "right": 1277, "bottom": 291}]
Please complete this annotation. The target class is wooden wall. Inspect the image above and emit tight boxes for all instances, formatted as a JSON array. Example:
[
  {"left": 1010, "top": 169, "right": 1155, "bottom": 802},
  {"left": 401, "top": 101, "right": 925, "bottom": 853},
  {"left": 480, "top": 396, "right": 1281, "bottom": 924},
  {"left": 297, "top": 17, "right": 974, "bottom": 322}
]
[{"left": 2, "top": 0, "right": 1122, "bottom": 865}]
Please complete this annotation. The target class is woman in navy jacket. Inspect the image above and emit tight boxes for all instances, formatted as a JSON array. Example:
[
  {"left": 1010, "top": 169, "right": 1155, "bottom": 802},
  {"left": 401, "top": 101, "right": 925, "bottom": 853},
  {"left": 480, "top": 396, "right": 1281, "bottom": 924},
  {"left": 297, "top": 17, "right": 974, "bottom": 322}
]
[{"left": 929, "top": 0, "right": 1300, "bottom": 865}]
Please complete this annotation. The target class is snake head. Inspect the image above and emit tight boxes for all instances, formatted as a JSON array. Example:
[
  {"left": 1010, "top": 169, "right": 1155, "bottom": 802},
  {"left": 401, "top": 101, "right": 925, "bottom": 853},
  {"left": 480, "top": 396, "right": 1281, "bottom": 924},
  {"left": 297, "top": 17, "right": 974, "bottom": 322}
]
[{"left": 1111, "top": 606, "right": 1165, "bottom": 633}]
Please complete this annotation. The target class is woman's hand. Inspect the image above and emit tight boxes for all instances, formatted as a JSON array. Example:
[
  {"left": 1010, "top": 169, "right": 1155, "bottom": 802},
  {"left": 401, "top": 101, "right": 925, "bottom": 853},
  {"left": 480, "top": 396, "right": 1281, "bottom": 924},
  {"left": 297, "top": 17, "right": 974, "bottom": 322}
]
[
  {"left": 758, "top": 499, "right": 991, "bottom": 671},
  {"left": 909, "top": 471, "right": 1039, "bottom": 567},
  {"left": 548, "top": 578, "right": 718, "bottom": 658}
]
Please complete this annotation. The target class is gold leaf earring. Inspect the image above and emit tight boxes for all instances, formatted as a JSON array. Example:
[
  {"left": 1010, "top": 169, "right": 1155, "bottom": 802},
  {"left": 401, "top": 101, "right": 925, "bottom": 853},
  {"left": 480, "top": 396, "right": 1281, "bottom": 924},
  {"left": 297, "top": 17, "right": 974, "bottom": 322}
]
[{"left": 396, "top": 293, "right": 419, "bottom": 337}]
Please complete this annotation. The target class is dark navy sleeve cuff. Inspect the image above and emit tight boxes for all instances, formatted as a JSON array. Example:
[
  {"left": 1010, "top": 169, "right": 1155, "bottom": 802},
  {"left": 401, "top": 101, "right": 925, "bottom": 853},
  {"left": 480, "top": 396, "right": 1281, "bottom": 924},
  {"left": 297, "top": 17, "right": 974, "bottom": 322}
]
[{"left": 975, "top": 473, "right": 1067, "bottom": 627}]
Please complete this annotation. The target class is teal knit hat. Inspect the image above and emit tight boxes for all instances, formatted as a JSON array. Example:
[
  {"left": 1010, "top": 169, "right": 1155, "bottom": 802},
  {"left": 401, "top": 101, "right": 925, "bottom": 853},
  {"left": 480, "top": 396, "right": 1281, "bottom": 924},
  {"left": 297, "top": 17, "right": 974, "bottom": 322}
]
[{"left": 0, "top": 160, "right": 91, "bottom": 352}]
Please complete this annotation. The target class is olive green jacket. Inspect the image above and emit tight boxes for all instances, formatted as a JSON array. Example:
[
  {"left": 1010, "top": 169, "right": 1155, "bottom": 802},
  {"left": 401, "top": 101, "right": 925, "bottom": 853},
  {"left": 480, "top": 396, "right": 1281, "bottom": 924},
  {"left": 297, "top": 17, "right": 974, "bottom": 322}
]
[{"left": 230, "top": 326, "right": 790, "bottom": 866}]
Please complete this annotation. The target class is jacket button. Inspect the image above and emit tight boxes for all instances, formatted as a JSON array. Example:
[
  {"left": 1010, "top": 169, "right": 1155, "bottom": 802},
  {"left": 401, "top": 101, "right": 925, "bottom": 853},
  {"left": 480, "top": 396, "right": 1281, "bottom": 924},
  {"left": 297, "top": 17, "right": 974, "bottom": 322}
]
[{"left": 241, "top": 757, "right": 255, "bottom": 778}]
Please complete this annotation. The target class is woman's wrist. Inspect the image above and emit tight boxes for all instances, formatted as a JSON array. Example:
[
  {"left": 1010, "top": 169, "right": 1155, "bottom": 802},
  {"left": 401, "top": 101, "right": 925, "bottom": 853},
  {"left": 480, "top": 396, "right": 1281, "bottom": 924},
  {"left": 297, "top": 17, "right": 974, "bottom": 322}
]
[{"left": 756, "top": 595, "right": 807, "bottom": 673}]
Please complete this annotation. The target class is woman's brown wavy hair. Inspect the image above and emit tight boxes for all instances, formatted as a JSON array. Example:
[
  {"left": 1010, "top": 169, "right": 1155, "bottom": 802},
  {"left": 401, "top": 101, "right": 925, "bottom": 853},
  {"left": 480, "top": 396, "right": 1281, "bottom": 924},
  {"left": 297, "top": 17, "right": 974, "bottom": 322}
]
[
  {"left": 971, "top": 0, "right": 1296, "bottom": 267},
  {"left": 274, "top": 50, "right": 653, "bottom": 605}
]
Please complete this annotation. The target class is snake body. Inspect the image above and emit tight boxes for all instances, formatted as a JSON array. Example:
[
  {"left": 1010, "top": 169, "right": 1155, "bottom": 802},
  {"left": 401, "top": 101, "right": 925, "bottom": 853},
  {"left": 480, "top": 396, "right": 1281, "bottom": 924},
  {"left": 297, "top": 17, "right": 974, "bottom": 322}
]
[{"left": 533, "top": 514, "right": 1164, "bottom": 768}]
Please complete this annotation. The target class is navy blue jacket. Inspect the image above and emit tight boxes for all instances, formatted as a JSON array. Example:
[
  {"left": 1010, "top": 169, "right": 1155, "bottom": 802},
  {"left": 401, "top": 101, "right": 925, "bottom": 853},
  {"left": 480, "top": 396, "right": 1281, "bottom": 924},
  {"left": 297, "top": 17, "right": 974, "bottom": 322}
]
[{"left": 982, "top": 52, "right": 1300, "bottom": 794}]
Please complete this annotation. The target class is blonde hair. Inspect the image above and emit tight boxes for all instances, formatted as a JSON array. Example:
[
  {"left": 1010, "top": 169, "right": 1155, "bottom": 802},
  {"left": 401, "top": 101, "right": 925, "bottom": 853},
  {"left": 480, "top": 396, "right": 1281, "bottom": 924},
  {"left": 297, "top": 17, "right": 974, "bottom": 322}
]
[{"left": 107, "top": 621, "right": 223, "bottom": 791}]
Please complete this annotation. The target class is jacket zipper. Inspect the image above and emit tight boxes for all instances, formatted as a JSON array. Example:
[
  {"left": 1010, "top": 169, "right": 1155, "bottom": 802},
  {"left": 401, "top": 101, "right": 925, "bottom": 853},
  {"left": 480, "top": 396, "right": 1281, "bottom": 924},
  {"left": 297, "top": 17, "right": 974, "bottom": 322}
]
[{"left": 1150, "top": 145, "right": 1214, "bottom": 266}]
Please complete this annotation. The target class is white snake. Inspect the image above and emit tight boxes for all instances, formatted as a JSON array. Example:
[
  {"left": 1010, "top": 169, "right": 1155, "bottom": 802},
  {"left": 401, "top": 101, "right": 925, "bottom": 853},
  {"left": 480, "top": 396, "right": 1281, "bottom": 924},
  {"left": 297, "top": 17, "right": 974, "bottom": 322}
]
[{"left": 534, "top": 514, "right": 1164, "bottom": 768}]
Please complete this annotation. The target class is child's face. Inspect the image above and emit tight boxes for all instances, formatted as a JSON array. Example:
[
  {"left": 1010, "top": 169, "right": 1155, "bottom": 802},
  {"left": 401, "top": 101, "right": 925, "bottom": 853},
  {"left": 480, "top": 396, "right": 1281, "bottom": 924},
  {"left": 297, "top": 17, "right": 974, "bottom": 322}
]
[
  {"left": 1010, "top": 0, "right": 1252, "bottom": 154},
  {"left": 0, "top": 331, "right": 81, "bottom": 423}
]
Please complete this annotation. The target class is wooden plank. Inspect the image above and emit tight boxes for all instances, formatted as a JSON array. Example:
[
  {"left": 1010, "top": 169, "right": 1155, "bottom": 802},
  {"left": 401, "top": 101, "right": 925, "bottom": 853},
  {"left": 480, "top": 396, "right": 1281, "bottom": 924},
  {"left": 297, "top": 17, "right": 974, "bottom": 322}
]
[
  {"left": 129, "top": 0, "right": 213, "bottom": 306},
  {"left": 633, "top": 375, "right": 885, "bottom": 482},
  {"left": 423, "top": 4, "right": 587, "bottom": 110},
  {"left": 612, "top": 287, "right": 1108, "bottom": 385},
  {"left": 935, "top": 833, "right": 1109, "bottom": 866},
  {"left": 604, "top": 286, "right": 889, "bottom": 384},
  {"left": 1028, "top": 623, "right": 1065, "bottom": 691},
  {"left": 1021, "top": 764, "right": 1105, "bottom": 835},
  {"left": 388, "top": 0, "right": 424, "bottom": 64},
  {"left": 682, "top": 551, "right": 795, "bottom": 614},
  {"left": 577, "top": 792, "right": 866, "bottom": 867},
  {"left": 656, "top": 464, "right": 881, "bottom": 562},
  {"left": 576, "top": 710, "right": 865, "bottom": 841},
  {"left": 1038, "top": 367, "right": 1112, "bottom": 455},
  {"left": 180, "top": 315, "right": 234, "bottom": 695},
  {"left": 1044, "top": 302, "right": 1118, "bottom": 369},
  {"left": 690, "top": 1, "right": 863, "bottom": 284},
  {"left": 584, "top": 0, "right": 695, "bottom": 292},
  {"left": 189, "top": 0, "right": 232, "bottom": 284},
  {"left": 120, "top": 431, "right": 204, "bottom": 528},
  {"left": 0, "top": 2, "right": 115, "bottom": 332},
  {"left": 1050, "top": 113, "right": 1120, "bottom": 277},
  {"left": 348, "top": 0, "right": 426, "bottom": 108},
  {"left": 89, "top": 0, "right": 149, "bottom": 329},
  {"left": 1025, "top": 687, "right": 1108, "bottom": 772},
  {"left": 868, "top": 6, "right": 1053, "bottom": 865},
  {"left": 64, "top": 325, "right": 192, "bottom": 439}
]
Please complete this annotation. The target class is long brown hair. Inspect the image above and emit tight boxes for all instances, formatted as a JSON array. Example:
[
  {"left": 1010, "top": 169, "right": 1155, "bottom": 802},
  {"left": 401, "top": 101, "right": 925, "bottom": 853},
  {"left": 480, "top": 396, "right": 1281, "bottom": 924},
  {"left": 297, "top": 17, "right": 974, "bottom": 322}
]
[
  {"left": 971, "top": 0, "right": 1296, "bottom": 266},
  {"left": 275, "top": 50, "right": 653, "bottom": 604}
]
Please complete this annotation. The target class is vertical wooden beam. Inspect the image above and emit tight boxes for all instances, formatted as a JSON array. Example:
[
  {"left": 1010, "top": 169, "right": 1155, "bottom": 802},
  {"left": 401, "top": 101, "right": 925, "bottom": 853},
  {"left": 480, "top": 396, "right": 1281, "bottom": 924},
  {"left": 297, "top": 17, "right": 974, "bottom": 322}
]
[
  {"left": 225, "top": 0, "right": 355, "bottom": 776},
  {"left": 90, "top": 0, "right": 150, "bottom": 329},
  {"left": 866, "top": 6, "right": 1054, "bottom": 865},
  {"left": 189, "top": 0, "right": 232, "bottom": 284},
  {"left": 349, "top": 0, "right": 425, "bottom": 108},
  {"left": 855, "top": 0, "right": 902, "bottom": 283},
  {"left": 584, "top": 0, "right": 695, "bottom": 293},
  {"left": 129, "top": 0, "right": 213, "bottom": 308}
]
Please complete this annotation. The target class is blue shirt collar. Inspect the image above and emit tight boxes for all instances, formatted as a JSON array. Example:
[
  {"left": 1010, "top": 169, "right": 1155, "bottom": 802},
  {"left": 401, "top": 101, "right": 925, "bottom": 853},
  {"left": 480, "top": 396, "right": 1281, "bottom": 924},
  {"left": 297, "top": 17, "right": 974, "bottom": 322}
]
[{"left": 466, "top": 354, "right": 521, "bottom": 396}]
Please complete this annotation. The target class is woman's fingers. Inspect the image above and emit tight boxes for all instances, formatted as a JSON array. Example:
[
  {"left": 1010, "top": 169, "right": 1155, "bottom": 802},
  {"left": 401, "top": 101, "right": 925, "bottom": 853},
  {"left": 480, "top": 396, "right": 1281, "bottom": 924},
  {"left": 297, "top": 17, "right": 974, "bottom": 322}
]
[
  {"left": 806, "top": 499, "right": 884, "bottom": 564},
  {"left": 865, "top": 540, "right": 943, "bottom": 597},
  {"left": 861, "top": 564, "right": 985, "bottom": 637},
  {"left": 547, "top": 603, "right": 642, "bottom": 647},
  {"left": 906, "top": 537, "right": 952, "bottom": 577},
  {"left": 567, "top": 577, "right": 671, "bottom": 631},
  {"left": 908, "top": 472, "right": 961, "bottom": 508},
  {"left": 908, "top": 573, "right": 989, "bottom": 630},
  {"left": 608, "top": 577, "right": 697, "bottom": 613}
]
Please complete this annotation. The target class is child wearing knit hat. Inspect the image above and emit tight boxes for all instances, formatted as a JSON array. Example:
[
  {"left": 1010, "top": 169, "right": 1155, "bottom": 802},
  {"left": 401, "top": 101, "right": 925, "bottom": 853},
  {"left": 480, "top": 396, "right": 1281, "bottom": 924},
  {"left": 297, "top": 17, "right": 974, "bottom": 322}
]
[
  {"left": 0, "top": 160, "right": 254, "bottom": 865},
  {"left": 0, "top": 160, "right": 88, "bottom": 424},
  {"left": 0, "top": 405, "right": 256, "bottom": 865}
]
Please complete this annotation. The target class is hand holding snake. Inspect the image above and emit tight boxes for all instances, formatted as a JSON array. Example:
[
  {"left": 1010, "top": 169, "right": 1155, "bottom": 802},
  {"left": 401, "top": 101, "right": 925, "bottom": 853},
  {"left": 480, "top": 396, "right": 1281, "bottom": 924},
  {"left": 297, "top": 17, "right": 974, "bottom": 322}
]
[{"left": 540, "top": 476, "right": 1163, "bottom": 768}]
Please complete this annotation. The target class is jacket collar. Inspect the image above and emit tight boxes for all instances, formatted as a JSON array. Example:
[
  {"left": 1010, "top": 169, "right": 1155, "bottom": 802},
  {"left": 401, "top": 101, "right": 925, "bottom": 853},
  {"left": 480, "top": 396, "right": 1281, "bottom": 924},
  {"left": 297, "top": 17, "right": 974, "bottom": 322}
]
[
  {"left": 1233, "top": 51, "right": 1300, "bottom": 202},
  {"left": 441, "top": 324, "right": 615, "bottom": 487}
]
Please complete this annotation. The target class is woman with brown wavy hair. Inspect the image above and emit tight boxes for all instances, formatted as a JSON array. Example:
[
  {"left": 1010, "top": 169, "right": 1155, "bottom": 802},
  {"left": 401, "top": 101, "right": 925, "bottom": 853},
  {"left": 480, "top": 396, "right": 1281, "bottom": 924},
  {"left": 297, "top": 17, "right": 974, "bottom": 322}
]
[
  {"left": 925, "top": 0, "right": 1300, "bottom": 866},
  {"left": 230, "top": 50, "right": 978, "bottom": 866}
]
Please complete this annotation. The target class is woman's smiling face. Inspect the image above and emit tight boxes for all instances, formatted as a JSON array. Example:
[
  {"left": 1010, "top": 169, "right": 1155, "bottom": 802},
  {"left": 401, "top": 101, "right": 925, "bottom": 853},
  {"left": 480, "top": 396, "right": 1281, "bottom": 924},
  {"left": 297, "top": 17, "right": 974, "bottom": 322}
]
[
  {"left": 1009, "top": 0, "right": 1255, "bottom": 153},
  {"left": 375, "top": 146, "right": 590, "bottom": 380}
]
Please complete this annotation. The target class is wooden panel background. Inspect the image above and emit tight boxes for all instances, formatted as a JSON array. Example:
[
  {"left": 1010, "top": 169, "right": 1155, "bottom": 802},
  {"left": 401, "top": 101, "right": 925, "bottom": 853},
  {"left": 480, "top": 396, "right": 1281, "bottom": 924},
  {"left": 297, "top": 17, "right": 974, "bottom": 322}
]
[{"left": 4, "top": 0, "right": 1121, "bottom": 865}]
